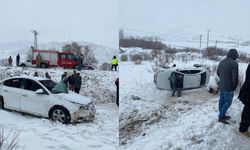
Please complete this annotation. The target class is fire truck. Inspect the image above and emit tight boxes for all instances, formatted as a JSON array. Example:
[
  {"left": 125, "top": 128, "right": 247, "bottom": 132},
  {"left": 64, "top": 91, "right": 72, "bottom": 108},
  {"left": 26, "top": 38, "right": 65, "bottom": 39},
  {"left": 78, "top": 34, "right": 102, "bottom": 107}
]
[{"left": 20, "top": 49, "right": 93, "bottom": 69}]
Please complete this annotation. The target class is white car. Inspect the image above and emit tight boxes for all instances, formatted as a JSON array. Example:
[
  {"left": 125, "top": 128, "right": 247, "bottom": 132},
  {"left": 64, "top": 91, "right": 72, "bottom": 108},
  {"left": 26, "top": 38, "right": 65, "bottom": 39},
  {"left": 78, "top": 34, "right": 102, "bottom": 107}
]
[
  {"left": 0, "top": 76, "right": 95, "bottom": 124},
  {"left": 154, "top": 65, "right": 210, "bottom": 90}
]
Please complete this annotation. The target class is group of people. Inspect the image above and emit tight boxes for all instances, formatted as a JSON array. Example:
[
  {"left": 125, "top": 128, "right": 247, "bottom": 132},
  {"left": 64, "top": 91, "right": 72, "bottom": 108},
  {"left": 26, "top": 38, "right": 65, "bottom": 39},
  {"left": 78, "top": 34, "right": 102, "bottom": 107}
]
[
  {"left": 217, "top": 48, "right": 250, "bottom": 137},
  {"left": 60, "top": 70, "right": 82, "bottom": 94},
  {"left": 7, "top": 54, "right": 20, "bottom": 67}
]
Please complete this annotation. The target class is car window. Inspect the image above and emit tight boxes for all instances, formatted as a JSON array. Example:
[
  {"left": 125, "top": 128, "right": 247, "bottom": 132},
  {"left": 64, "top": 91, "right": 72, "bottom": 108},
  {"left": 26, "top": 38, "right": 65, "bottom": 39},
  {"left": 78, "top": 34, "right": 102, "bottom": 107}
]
[
  {"left": 60, "top": 54, "right": 66, "bottom": 59},
  {"left": 23, "top": 79, "right": 43, "bottom": 92},
  {"left": 39, "top": 80, "right": 57, "bottom": 92},
  {"left": 3, "top": 78, "right": 22, "bottom": 88},
  {"left": 66, "top": 54, "right": 77, "bottom": 60}
]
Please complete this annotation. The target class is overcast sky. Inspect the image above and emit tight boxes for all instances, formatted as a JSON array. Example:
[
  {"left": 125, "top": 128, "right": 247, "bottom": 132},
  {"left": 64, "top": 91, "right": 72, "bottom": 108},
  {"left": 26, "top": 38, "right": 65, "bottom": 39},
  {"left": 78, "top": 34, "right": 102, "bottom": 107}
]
[
  {"left": 120, "top": 0, "right": 250, "bottom": 41},
  {"left": 0, "top": 0, "right": 118, "bottom": 48}
]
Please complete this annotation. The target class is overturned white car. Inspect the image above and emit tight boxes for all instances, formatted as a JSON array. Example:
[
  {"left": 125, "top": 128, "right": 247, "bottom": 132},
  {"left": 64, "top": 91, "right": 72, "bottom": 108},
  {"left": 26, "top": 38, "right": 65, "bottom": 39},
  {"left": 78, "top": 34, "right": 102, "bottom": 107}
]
[
  {"left": 0, "top": 76, "right": 95, "bottom": 124},
  {"left": 154, "top": 65, "right": 210, "bottom": 90}
]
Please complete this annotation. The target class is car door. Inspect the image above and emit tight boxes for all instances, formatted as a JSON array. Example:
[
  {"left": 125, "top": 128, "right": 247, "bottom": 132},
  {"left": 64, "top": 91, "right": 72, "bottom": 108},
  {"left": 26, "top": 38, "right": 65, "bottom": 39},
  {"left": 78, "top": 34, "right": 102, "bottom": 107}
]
[
  {"left": 1, "top": 78, "right": 22, "bottom": 111},
  {"left": 21, "top": 79, "right": 48, "bottom": 117},
  {"left": 181, "top": 70, "right": 201, "bottom": 89}
]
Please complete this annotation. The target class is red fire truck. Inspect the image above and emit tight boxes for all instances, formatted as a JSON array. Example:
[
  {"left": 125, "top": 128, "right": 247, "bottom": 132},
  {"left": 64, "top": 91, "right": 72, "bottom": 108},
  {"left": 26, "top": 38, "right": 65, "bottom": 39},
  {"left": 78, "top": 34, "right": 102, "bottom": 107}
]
[{"left": 20, "top": 49, "right": 80, "bottom": 69}]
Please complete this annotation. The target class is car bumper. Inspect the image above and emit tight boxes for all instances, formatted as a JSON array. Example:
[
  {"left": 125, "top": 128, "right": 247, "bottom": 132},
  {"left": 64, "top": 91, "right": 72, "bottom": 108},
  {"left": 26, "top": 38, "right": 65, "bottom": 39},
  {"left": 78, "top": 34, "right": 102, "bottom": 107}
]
[{"left": 70, "top": 104, "right": 96, "bottom": 123}]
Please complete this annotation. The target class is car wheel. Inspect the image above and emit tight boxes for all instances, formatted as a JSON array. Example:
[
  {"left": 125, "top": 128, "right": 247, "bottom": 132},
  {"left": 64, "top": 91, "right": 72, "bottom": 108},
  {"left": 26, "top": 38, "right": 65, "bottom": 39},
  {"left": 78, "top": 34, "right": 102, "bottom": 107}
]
[
  {"left": 74, "top": 65, "right": 79, "bottom": 69},
  {"left": 20, "top": 64, "right": 26, "bottom": 67},
  {"left": 0, "top": 97, "right": 4, "bottom": 109},
  {"left": 49, "top": 106, "right": 70, "bottom": 124},
  {"left": 40, "top": 63, "right": 47, "bottom": 68}
]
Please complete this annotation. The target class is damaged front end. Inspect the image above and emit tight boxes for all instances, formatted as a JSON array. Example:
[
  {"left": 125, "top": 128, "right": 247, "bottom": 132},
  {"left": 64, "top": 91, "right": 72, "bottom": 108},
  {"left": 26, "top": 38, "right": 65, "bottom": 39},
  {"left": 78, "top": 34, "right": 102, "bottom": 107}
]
[{"left": 71, "top": 102, "right": 96, "bottom": 123}]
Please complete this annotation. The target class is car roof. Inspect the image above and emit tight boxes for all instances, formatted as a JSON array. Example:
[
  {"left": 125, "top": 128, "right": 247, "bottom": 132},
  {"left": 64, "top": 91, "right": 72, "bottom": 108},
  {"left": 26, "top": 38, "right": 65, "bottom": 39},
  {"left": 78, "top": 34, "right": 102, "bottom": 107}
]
[
  {"left": 161, "top": 66, "right": 207, "bottom": 71},
  {"left": 2, "top": 75, "right": 49, "bottom": 82}
]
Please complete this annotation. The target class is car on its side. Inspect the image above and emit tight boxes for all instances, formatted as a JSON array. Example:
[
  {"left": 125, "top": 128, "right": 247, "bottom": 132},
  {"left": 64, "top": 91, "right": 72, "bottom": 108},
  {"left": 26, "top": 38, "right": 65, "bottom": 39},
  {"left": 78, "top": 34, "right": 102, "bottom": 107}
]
[
  {"left": 154, "top": 65, "right": 210, "bottom": 90},
  {"left": 0, "top": 76, "right": 95, "bottom": 124}
]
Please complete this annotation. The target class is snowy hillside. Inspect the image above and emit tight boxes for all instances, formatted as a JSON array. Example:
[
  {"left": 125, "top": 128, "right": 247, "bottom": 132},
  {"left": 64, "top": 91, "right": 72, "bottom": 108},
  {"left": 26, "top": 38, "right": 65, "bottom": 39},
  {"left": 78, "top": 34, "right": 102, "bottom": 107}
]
[
  {"left": 120, "top": 47, "right": 250, "bottom": 149},
  {"left": 0, "top": 41, "right": 118, "bottom": 66}
]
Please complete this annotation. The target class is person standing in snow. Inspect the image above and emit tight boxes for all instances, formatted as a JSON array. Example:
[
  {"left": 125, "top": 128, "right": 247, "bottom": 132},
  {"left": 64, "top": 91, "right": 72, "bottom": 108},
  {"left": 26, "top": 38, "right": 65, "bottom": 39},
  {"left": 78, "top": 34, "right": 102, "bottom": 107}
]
[
  {"left": 217, "top": 49, "right": 239, "bottom": 124},
  {"left": 61, "top": 72, "right": 68, "bottom": 80},
  {"left": 111, "top": 56, "right": 118, "bottom": 71},
  {"left": 36, "top": 53, "right": 42, "bottom": 68},
  {"left": 16, "top": 54, "right": 20, "bottom": 67},
  {"left": 45, "top": 72, "right": 51, "bottom": 79},
  {"left": 115, "top": 78, "right": 119, "bottom": 106},
  {"left": 74, "top": 73, "right": 82, "bottom": 94},
  {"left": 169, "top": 71, "right": 183, "bottom": 97},
  {"left": 238, "top": 63, "right": 250, "bottom": 137},
  {"left": 68, "top": 74, "right": 74, "bottom": 91},
  {"left": 8, "top": 56, "right": 12, "bottom": 66}
]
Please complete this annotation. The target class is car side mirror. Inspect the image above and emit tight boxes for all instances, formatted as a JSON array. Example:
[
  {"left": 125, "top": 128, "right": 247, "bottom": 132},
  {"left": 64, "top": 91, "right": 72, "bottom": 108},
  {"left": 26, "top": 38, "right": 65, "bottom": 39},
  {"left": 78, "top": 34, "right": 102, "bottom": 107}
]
[{"left": 35, "top": 89, "right": 44, "bottom": 94}]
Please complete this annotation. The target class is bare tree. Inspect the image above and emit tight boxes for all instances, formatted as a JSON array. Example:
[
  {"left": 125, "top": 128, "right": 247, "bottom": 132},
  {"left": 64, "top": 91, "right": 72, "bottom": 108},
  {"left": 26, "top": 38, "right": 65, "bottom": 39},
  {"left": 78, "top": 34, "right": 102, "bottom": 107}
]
[
  {"left": 82, "top": 45, "right": 98, "bottom": 65},
  {"left": 0, "top": 125, "right": 21, "bottom": 150},
  {"left": 62, "top": 42, "right": 82, "bottom": 55}
]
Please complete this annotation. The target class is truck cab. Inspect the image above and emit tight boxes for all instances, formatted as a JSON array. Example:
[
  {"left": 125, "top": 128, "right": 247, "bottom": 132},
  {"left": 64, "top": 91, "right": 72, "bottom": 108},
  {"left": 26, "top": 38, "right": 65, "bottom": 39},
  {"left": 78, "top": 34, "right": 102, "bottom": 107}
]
[{"left": 57, "top": 51, "right": 79, "bottom": 69}]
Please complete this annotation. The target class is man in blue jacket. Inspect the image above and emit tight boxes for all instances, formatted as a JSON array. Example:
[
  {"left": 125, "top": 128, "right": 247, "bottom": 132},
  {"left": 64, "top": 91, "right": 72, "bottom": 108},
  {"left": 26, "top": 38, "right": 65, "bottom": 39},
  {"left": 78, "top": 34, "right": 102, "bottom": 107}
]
[{"left": 217, "top": 49, "right": 238, "bottom": 124}]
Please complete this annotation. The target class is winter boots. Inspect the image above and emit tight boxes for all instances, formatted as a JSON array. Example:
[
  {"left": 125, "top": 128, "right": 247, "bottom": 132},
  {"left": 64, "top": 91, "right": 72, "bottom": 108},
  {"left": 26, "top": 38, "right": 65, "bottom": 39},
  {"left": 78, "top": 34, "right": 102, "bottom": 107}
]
[
  {"left": 218, "top": 118, "right": 229, "bottom": 124},
  {"left": 240, "top": 131, "right": 250, "bottom": 137}
]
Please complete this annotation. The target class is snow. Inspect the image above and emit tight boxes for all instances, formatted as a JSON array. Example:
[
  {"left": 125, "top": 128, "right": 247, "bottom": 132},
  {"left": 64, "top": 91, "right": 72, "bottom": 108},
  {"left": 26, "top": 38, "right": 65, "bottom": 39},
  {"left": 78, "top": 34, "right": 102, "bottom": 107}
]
[
  {"left": 120, "top": 48, "right": 250, "bottom": 149},
  {"left": 0, "top": 103, "right": 118, "bottom": 150}
]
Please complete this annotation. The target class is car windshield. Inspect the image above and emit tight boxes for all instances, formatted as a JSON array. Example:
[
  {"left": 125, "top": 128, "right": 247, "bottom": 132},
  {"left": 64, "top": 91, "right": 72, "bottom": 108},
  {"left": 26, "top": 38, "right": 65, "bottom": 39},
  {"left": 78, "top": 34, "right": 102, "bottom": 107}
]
[{"left": 39, "top": 80, "right": 57, "bottom": 92}]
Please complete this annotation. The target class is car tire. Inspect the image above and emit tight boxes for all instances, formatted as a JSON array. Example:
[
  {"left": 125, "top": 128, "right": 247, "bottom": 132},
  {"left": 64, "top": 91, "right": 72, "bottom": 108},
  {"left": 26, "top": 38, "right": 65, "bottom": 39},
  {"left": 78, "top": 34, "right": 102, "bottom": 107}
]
[
  {"left": 0, "top": 96, "right": 4, "bottom": 109},
  {"left": 20, "top": 64, "right": 26, "bottom": 67},
  {"left": 40, "top": 63, "right": 47, "bottom": 68},
  {"left": 49, "top": 106, "right": 70, "bottom": 124},
  {"left": 74, "top": 65, "right": 79, "bottom": 69}
]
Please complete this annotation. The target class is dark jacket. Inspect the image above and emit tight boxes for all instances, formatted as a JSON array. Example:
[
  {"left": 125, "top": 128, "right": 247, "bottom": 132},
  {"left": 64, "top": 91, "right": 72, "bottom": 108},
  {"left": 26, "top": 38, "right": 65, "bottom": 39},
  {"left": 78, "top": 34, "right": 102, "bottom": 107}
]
[
  {"left": 238, "top": 64, "right": 250, "bottom": 106},
  {"left": 217, "top": 49, "right": 238, "bottom": 91},
  {"left": 74, "top": 75, "right": 82, "bottom": 88}
]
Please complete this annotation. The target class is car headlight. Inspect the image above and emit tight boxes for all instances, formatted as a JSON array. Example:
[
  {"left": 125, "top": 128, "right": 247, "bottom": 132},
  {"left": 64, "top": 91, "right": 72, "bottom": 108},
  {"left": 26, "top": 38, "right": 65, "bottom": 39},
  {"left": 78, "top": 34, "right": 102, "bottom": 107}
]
[{"left": 79, "top": 105, "right": 88, "bottom": 110}]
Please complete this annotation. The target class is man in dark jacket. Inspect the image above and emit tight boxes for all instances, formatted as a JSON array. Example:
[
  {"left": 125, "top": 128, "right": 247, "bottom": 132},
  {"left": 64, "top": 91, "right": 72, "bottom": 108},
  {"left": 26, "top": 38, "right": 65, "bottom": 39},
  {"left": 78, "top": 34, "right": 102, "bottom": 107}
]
[
  {"left": 115, "top": 78, "right": 119, "bottom": 107},
  {"left": 74, "top": 73, "right": 82, "bottom": 94},
  {"left": 16, "top": 54, "right": 20, "bottom": 67},
  {"left": 238, "top": 63, "right": 250, "bottom": 137},
  {"left": 169, "top": 72, "right": 183, "bottom": 97},
  {"left": 217, "top": 48, "right": 238, "bottom": 124}
]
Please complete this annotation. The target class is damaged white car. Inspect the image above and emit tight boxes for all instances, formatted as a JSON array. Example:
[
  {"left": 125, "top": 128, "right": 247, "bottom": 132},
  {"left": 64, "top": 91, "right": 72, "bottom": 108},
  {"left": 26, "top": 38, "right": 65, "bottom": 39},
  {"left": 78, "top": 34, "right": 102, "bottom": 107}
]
[
  {"left": 0, "top": 76, "right": 95, "bottom": 124},
  {"left": 154, "top": 65, "right": 210, "bottom": 90}
]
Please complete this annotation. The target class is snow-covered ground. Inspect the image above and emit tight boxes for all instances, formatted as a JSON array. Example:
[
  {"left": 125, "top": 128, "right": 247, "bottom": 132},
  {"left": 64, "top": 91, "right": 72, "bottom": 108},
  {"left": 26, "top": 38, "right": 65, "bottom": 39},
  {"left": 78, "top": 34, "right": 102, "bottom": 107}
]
[
  {"left": 0, "top": 103, "right": 118, "bottom": 150},
  {"left": 119, "top": 48, "right": 250, "bottom": 149}
]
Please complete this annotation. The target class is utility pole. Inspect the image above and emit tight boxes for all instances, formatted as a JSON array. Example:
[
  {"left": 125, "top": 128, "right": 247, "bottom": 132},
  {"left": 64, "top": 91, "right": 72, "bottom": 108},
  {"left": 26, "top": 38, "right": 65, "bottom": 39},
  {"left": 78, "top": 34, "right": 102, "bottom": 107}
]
[
  {"left": 215, "top": 40, "right": 217, "bottom": 49},
  {"left": 199, "top": 35, "right": 202, "bottom": 49},
  {"left": 31, "top": 30, "right": 38, "bottom": 49},
  {"left": 206, "top": 30, "right": 210, "bottom": 48}
]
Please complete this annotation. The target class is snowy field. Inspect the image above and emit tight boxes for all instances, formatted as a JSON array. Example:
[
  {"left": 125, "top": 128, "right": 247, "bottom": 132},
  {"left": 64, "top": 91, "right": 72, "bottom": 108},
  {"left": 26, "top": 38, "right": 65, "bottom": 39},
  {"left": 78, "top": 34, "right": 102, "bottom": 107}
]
[
  {"left": 0, "top": 103, "right": 118, "bottom": 150},
  {"left": 120, "top": 49, "right": 250, "bottom": 150}
]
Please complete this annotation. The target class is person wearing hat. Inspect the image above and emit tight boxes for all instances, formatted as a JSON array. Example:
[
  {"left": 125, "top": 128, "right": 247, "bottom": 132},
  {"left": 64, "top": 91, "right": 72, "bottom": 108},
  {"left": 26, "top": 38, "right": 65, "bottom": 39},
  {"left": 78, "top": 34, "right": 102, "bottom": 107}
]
[{"left": 217, "top": 49, "right": 239, "bottom": 124}]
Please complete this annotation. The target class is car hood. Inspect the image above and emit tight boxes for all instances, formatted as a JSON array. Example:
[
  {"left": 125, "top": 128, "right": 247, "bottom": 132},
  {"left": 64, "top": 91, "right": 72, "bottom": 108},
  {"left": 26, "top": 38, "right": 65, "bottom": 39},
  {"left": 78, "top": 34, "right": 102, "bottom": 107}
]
[{"left": 53, "top": 92, "right": 92, "bottom": 105}]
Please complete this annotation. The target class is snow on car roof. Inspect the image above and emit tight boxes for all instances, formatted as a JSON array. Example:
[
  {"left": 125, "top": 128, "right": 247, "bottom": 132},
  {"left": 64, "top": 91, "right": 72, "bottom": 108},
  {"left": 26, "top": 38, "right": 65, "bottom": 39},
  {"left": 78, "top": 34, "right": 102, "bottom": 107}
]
[
  {"left": 160, "top": 66, "right": 208, "bottom": 71},
  {"left": 3, "top": 75, "right": 49, "bottom": 81}
]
